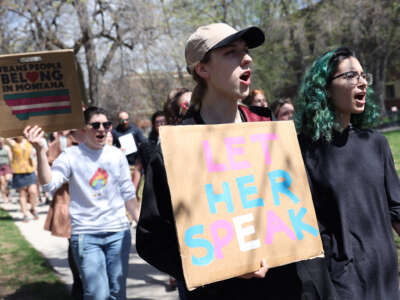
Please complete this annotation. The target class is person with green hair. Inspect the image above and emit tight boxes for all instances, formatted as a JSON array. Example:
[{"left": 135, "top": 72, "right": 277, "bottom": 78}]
[{"left": 296, "top": 46, "right": 400, "bottom": 299}]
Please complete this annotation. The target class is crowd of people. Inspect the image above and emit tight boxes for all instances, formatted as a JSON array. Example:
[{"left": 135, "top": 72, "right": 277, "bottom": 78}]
[{"left": 0, "top": 21, "right": 398, "bottom": 300}]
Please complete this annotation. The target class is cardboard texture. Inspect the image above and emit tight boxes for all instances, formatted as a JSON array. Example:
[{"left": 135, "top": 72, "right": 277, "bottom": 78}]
[
  {"left": 0, "top": 50, "right": 85, "bottom": 137},
  {"left": 159, "top": 121, "right": 323, "bottom": 290}
]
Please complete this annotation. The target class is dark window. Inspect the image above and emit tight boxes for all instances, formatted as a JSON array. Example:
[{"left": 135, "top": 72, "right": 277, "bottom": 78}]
[{"left": 385, "top": 84, "right": 395, "bottom": 100}]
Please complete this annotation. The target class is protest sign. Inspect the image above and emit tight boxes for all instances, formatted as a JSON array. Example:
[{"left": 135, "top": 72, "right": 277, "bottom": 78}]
[
  {"left": 0, "top": 50, "right": 85, "bottom": 137},
  {"left": 118, "top": 133, "right": 138, "bottom": 155},
  {"left": 159, "top": 121, "right": 323, "bottom": 290}
]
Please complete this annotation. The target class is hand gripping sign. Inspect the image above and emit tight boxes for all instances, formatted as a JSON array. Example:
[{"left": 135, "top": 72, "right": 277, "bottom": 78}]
[
  {"left": 159, "top": 121, "right": 323, "bottom": 290},
  {"left": 0, "top": 50, "right": 85, "bottom": 137}
]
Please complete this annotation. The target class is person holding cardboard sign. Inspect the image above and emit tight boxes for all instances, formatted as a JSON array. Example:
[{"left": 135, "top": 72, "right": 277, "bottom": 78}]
[
  {"left": 296, "top": 47, "right": 400, "bottom": 299},
  {"left": 136, "top": 23, "right": 316, "bottom": 299},
  {"left": 24, "top": 107, "right": 140, "bottom": 300}
]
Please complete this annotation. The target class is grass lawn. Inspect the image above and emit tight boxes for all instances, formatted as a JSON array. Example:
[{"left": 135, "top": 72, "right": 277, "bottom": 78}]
[
  {"left": 383, "top": 130, "right": 400, "bottom": 270},
  {"left": 384, "top": 130, "right": 400, "bottom": 175},
  {"left": 0, "top": 208, "right": 71, "bottom": 300}
]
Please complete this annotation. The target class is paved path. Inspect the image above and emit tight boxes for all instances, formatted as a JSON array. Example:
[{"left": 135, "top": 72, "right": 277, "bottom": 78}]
[{"left": 0, "top": 197, "right": 179, "bottom": 300}]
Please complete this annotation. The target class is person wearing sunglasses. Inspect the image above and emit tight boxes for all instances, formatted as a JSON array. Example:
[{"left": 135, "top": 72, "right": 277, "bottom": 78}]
[
  {"left": 24, "top": 107, "right": 140, "bottom": 300},
  {"left": 295, "top": 47, "right": 400, "bottom": 299}
]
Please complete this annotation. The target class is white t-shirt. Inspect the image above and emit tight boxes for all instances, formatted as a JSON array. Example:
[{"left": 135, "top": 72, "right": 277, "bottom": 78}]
[{"left": 42, "top": 143, "right": 135, "bottom": 234}]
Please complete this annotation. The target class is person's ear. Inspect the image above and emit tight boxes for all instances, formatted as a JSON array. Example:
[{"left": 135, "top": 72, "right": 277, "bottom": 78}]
[
  {"left": 195, "top": 62, "right": 210, "bottom": 80},
  {"left": 73, "top": 128, "right": 87, "bottom": 143}
]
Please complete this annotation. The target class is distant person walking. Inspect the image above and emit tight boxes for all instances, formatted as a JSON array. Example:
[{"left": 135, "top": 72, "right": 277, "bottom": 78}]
[
  {"left": 112, "top": 110, "right": 146, "bottom": 191},
  {"left": 6, "top": 137, "right": 38, "bottom": 222},
  {"left": 112, "top": 111, "right": 146, "bottom": 164}
]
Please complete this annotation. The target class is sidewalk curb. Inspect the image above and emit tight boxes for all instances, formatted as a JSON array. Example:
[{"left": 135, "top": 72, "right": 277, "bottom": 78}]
[{"left": 0, "top": 201, "right": 179, "bottom": 300}]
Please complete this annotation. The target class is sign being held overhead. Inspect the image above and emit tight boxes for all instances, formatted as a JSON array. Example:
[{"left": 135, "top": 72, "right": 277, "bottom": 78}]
[
  {"left": 0, "top": 50, "right": 85, "bottom": 137},
  {"left": 159, "top": 121, "right": 323, "bottom": 290}
]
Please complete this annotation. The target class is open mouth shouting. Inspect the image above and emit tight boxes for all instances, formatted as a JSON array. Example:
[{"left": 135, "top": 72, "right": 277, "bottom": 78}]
[
  {"left": 96, "top": 132, "right": 106, "bottom": 142},
  {"left": 354, "top": 92, "right": 366, "bottom": 106},
  {"left": 240, "top": 70, "right": 251, "bottom": 86}
]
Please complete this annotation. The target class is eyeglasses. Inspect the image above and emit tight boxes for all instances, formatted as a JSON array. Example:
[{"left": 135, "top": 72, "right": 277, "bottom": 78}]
[
  {"left": 331, "top": 71, "right": 373, "bottom": 85},
  {"left": 155, "top": 118, "right": 166, "bottom": 126},
  {"left": 88, "top": 121, "right": 112, "bottom": 130},
  {"left": 120, "top": 118, "right": 129, "bottom": 123}
]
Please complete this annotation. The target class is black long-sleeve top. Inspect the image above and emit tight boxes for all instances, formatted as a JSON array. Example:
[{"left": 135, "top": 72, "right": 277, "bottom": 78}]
[{"left": 299, "top": 126, "right": 400, "bottom": 300}]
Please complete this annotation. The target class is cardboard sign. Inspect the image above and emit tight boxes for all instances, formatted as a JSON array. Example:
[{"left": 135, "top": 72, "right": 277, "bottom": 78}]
[
  {"left": 0, "top": 50, "right": 85, "bottom": 137},
  {"left": 159, "top": 121, "right": 323, "bottom": 290}
]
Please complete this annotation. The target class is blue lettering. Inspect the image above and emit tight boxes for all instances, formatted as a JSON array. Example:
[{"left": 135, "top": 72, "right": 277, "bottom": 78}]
[
  {"left": 205, "top": 182, "right": 234, "bottom": 214},
  {"left": 184, "top": 225, "right": 214, "bottom": 266},
  {"left": 288, "top": 207, "right": 319, "bottom": 240},
  {"left": 268, "top": 169, "right": 300, "bottom": 205},
  {"left": 236, "top": 175, "right": 264, "bottom": 209}
]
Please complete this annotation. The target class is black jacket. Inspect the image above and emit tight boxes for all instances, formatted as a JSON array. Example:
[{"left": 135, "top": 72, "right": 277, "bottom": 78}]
[{"left": 112, "top": 123, "right": 146, "bottom": 165}]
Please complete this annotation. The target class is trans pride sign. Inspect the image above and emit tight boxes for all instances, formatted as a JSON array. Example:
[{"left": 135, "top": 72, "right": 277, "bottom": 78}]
[
  {"left": 0, "top": 50, "right": 84, "bottom": 137},
  {"left": 159, "top": 121, "right": 323, "bottom": 290}
]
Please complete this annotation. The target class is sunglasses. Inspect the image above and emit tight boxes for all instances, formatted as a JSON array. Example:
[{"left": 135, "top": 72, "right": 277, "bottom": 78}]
[{"left": 89, "top": 121, "right": 112, "bottom": 130}]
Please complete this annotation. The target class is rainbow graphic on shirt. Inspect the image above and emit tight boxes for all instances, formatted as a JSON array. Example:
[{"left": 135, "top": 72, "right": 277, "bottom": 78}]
[{"left": 89, "top": 168, "right": 108, "bottom": 190}]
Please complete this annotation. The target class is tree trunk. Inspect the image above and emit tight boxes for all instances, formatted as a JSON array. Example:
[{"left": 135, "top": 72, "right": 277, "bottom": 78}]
[
  {"left": 159, "top": 0, "right": 185, "bottom": 86},
  {"left": 74, "top": 0, "right": 98, "bottom": 106},
  {"left": 371, "top": 55, "right": 387, "bottom": 117}
]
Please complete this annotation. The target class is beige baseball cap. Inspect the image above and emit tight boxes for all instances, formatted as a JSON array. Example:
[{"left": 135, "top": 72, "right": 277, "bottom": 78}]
[{"left": 185, "top": 23, "right": 265, "bottom": 74}]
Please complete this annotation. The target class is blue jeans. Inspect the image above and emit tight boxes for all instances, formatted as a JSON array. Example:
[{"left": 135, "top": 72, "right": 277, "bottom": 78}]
[{"left": 70, "top": 230, "right": 131, "bottom": 300}]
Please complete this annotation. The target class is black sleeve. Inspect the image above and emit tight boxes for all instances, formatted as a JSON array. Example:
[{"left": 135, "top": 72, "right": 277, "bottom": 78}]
[
  {"left": 112, "top": 130, "right": 121, "bottom": 148},
  {"left": 135, "top": 150, "right": 184, "bottom": 280},
  {"left": 134, "top": 127, "right": 147, "bottom": 144}
]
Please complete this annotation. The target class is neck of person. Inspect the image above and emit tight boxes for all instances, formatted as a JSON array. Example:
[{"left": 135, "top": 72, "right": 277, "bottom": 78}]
[
  {"left": 335, "top": 111, "right": 351, "bottom": 128},
  {"left": 83, "top": 140, "right": 103, "bottom": 151},
  {"left": 199, "top": 89, "right": 242, "bottom": 124}
]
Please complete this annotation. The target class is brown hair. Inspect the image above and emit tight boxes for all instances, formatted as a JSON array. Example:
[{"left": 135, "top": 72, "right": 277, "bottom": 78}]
[
  {"left": 164, "top": 88, "right": 191, "bottom": 125},
  {"left": 270, "top": 98, "right": 293, "bottom": 117},
  {"left": 188, "top": 52, "right": 212, "bottom": 112}
]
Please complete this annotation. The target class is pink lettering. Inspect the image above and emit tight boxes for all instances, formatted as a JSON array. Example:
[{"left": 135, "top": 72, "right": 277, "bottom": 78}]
[
  {"left": 265, "top": 210, "right": 296, "bottom": 244},
  {"left": 203, "top": 140, "right": 227, "bottom": 172},
  {"left": 225, "top": 137, "right": 251, "bottom": 170},
  {"left": 210, "top": 219, "right": 235, "bottom": 259}
]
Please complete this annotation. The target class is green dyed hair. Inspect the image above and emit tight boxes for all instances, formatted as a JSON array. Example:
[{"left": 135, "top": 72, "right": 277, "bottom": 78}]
[{"left": 295, "top": 47, "right": 379, "bottom": 142}]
